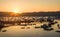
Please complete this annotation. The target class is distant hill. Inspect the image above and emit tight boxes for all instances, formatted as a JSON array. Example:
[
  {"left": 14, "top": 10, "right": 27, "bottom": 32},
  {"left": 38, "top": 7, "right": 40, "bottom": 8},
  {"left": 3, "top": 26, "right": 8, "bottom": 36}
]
[{"left": 0, "top": 11, "right": 60, "bottom": 17}]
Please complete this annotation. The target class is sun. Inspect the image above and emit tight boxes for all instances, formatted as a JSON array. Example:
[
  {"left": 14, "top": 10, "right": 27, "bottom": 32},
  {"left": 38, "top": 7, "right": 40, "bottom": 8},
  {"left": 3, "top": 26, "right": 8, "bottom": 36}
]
[{"left": 13, "top": 10, "right": 19, "bottom": 13}]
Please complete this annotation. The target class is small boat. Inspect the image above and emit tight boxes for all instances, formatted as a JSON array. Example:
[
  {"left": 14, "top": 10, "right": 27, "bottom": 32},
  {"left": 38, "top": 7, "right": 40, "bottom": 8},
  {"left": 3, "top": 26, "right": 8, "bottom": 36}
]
[
  {"left": 27, "top": 27, "right": 30, "bottom": 29},
  {"left": 56, "top": 30, "right": 60, "bottom": 33},
  {"left": 35, "top": 26, "right": 41, "bottom": 28},
  {"left": 57, "top": 24, "right": 60, "bottom": 29},
  {"left": 41, "top": 24, "right": 48, "bottom": 28},
  {"left": 21, "top": 27, "right": 25, "bottom": 29},
  {"left": 44, "top": 27, "right": 53, "bottom": 30},
  {"left": 54, "top": 21, "right": 58, "bottom": 23},
  {"left": 2, "top": 30, "right": 7, "bottom": 32},
  {"left": 33, "top": 24, "right": 36, "bottom": 25}
]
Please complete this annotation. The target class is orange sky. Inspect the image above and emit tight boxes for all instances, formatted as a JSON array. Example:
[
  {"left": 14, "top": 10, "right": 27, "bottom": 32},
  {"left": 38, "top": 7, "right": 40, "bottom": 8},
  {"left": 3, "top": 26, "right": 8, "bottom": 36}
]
[{"left": 0, "top": 0, "right": 60, "bottom": 13}]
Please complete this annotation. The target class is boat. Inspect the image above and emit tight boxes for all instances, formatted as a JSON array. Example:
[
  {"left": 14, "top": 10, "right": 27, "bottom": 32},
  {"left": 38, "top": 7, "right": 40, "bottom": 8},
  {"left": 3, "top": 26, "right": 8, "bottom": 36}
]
[{"left": 56, "top": 30, "right": 60, "bottom": 33}]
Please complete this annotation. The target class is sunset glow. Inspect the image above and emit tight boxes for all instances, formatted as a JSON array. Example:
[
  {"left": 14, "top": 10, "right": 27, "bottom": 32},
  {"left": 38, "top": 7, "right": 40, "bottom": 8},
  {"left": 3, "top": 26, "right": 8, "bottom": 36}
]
[
  {"left": 12, "top": 9, "right": 19, "bottom": 13},
  {"left": 0, "top": 0, "right": 60, "bottom": 12}
]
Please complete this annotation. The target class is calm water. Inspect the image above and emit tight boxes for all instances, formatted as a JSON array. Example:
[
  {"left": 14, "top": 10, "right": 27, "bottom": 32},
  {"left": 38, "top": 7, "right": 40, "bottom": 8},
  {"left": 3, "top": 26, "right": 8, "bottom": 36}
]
[{"left": 0, "top": 17, "right": 60, "bottom": 37}]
